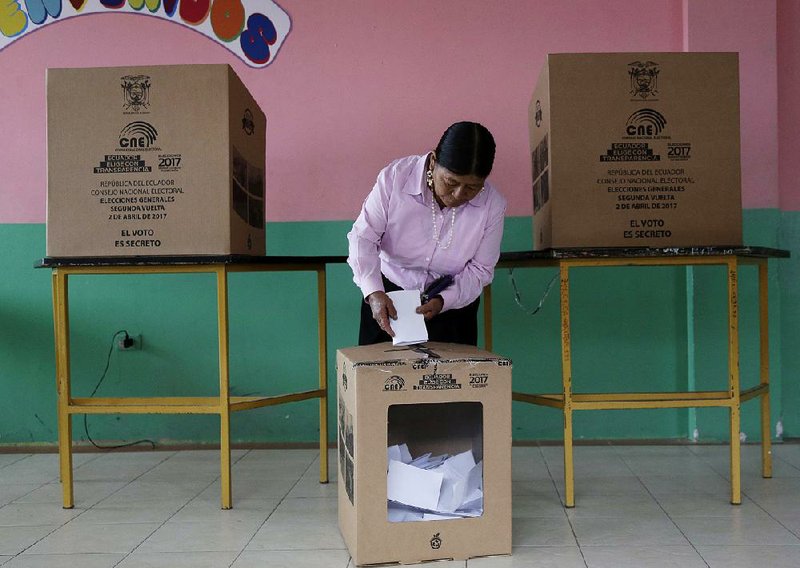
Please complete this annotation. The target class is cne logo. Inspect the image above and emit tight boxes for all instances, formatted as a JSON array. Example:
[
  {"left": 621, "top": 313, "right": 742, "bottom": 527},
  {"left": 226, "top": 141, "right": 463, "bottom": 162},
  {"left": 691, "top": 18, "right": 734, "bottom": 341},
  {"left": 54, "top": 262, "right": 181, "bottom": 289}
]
[
  {"left": 384, "top": 375, "right": 405, "bottom": 391},
  {"left": 628, "top": 61, "right": 660, "bottom": 99},
  {"left": 121, "top": 75, "right": 151, "bottom": 112},
  {"left": 119, "top": 121, "right": 158, "bottom": 149},
  {"left": 625, "top": 109, "right": 666, "bottom": 137},
  {"left": 534, "top": 100, "right": 543, "bottom": 127}
]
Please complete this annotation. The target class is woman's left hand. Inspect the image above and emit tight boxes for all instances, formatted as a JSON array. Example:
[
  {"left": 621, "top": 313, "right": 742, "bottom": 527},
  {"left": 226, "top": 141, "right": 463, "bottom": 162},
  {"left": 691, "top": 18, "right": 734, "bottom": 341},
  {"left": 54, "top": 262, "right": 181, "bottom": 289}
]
[{"left": 416, "top": 296, "right": 444, "bottom": 320}]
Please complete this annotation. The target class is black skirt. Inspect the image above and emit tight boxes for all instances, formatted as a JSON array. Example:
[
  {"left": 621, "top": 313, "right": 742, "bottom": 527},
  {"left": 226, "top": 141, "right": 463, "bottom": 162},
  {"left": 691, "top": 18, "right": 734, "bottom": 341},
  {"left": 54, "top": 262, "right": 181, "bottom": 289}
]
[{"left": 358, "top": 275, "right": 480, "bottom": 346}]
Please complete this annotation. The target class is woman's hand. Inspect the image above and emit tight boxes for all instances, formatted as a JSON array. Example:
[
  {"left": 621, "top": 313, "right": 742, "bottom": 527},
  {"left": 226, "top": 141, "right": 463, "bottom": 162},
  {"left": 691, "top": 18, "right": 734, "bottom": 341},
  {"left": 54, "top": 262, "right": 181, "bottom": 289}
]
[
  {"left": 416, "top": 295, "right": 443, "bottom": 320},
  {"left": 367, "top": 291, "right": 397, "bottom": 337}
]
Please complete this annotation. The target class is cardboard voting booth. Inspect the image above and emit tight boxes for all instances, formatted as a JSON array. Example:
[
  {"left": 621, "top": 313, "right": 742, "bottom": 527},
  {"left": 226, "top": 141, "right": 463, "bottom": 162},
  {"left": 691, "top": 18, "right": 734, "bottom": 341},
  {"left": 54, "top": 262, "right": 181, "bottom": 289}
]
[
  {"left": 47, "top": 64, "right": 266, "bottom": 256},
  {"left": 337, "top": 342, "right": 512, "bottom": 565},
  {"left": 529, "top": 52, "right": 742, "bottom": 249}
]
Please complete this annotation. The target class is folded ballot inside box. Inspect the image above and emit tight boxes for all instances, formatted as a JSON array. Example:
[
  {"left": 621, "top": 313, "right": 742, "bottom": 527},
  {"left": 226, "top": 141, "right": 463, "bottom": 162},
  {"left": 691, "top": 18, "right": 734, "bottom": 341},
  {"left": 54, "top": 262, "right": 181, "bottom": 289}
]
[
  {"left": 387, "top": 452, "right": 484, "bottom": 521},
  {"left": 387, "top": 411, "right": 484, "bottom": 521},
  {"left": 336, "top": 342, "right": 512, "bottom": 566}
]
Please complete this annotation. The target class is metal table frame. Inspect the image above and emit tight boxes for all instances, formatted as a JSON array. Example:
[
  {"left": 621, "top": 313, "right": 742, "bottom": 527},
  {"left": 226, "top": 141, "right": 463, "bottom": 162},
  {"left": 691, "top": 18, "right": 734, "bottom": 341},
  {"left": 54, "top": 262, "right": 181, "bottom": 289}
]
[
  {"left": 38, "top": 246, "right": 789, "bottom": 510},
  {"left": 484, "top": 246, "right": 789, "bottom": 508},
  {"left": 37, "top": 255, "right": 340, "bottom": 510}
]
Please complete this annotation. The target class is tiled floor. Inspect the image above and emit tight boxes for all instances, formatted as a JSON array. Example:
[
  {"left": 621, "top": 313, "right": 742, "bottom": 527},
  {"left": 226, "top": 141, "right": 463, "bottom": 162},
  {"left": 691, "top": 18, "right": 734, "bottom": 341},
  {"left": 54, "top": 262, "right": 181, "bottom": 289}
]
[{"left": 0, "top": 444, "right": 798, "bottom": 567}]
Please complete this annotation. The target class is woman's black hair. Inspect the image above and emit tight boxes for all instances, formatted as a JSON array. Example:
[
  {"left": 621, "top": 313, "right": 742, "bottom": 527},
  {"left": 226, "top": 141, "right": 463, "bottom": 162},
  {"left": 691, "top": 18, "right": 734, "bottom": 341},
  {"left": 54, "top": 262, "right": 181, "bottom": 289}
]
[{"left": 434, "top": 121, "right": 496, "bottom": 178}]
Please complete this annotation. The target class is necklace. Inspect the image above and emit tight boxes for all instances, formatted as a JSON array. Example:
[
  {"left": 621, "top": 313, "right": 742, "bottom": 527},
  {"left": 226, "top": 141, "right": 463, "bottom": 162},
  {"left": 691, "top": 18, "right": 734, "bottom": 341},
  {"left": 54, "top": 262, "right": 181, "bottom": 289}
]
[{"left": 430, "top": 189, "right": 456, "bottom": 249}]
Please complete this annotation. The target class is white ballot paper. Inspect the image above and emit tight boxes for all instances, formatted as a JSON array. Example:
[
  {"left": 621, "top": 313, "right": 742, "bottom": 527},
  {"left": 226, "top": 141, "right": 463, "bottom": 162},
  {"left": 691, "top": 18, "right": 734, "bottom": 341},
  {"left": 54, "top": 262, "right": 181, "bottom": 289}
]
[
  {"left": 387, "top": 447, "right": 484, "bottom": 522},
  {"left": 387, "top": 444, "right": 413, "bottom": 464},
  {"left": 386, "top": 290, "right": 428, "bottom": 346},
  {"left": 387, "top": 460, "right": 443, "bottom": 511}
]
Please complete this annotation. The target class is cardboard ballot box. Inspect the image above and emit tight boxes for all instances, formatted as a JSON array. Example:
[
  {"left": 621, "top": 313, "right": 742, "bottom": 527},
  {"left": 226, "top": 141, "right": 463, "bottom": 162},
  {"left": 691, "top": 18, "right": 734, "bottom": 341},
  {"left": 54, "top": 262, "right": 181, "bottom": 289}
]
[
  {"left": 529, "top": 52, "right": 742, "bottom": 249},
  {"left": 47, "top": 64, "right": 266, "bottom": 256},
  {"left": 336, "top": 342, "right": 512, "bottom": 566}
]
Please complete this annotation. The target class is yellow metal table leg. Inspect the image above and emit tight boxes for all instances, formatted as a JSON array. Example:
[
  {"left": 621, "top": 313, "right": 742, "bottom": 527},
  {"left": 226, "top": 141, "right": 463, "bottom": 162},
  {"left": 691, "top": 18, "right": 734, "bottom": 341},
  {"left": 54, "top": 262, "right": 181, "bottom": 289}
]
[
  {"left": 560, "top": 262, "right": 575, "bottom": 508},
  {"left": 52, "top": 271, "right": 61, "bottom": 484},
  {"left": 728, "top": 259, "right": 741, "bottom": 505},
  {"left": 217, "top": 267, "right": 232, "bottom": 509},
  {"left": 758, "top": 261, "right": 772, "bottom": 478},
  {"left": 53, "top": 270, "right": 74, "bottom": 509},
  {"left": 317, "top": 268, "right": 329, "bottom": 483}
]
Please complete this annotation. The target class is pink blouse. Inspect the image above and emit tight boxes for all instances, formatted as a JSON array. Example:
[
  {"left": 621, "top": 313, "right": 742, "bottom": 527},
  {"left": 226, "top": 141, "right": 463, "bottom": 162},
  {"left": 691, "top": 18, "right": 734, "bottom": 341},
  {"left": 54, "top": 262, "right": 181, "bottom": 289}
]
[{"left": 347, "top": 154, "right": 506, "bottom": 311}]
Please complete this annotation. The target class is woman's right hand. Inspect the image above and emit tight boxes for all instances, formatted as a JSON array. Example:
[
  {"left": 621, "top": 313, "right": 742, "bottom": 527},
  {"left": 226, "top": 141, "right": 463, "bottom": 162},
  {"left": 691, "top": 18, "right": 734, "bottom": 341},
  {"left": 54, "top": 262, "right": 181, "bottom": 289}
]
[{"left": 366, "top": 291, "right": 397, "bottom": 337}]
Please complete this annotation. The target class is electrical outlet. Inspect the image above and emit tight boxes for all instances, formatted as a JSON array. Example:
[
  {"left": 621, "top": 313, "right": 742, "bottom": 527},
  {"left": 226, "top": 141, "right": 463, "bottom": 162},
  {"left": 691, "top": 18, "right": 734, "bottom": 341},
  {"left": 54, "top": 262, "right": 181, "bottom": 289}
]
[{"left": 118, "top": 334, "right": 142, "bottom": 351}]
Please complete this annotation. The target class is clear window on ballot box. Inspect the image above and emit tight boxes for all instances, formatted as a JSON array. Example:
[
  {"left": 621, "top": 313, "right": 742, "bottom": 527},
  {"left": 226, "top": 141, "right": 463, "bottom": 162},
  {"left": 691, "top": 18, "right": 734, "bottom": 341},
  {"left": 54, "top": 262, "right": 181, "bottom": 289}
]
[{"left": 387, "top": 402, "right": 484, "bottom": 522}]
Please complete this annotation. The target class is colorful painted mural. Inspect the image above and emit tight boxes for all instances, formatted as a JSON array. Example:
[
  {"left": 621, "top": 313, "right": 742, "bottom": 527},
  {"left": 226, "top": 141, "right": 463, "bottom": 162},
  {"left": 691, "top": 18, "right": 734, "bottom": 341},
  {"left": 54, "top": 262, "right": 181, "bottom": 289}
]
[{"left": 0, "top": 0, "right": 291, "bottom": 67}]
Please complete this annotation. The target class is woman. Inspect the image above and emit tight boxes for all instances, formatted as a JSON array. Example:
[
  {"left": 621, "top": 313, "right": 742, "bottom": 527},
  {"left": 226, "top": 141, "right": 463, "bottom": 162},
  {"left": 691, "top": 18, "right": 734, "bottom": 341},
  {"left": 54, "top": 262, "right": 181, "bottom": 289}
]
[{"left": 347, "top": 121, "right": 506, "bottom": 346}]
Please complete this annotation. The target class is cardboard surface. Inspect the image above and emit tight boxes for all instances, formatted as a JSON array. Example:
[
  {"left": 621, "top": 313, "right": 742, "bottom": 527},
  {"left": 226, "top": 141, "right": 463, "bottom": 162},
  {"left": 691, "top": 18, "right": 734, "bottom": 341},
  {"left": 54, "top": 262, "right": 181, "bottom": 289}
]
[
  {"left": 47, "top": 64, "right": 266, "bottom": 256},
  {"left": 337, "top": 342, "right": 512, "bottom": 566},
  {"left": 529, "top": 52, "right": 743, "bottom": 249}
]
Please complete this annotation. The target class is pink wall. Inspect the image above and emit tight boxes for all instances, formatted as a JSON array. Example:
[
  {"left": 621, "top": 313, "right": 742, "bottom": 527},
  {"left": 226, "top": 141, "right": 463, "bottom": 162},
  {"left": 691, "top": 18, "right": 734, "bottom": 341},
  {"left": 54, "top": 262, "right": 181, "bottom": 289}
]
[
  {"left": 684, "top": 0, "right": 779, "bottom": 210},
  {"left": 0, "top": 0, "right": 788, "bottom": 223},
  {"left": 778, "top": 0, "right": 800, "bottom": 211}
]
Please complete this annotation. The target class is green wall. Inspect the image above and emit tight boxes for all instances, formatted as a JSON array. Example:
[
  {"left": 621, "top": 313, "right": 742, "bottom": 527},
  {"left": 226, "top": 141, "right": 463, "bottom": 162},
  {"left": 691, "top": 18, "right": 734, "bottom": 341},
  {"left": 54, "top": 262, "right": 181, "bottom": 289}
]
[
  {"left": 779, "top": 211, "right": 800, "bottom": 437},
  {"left": 0, "top": 211, "right": 793, "bottom": 447}
]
